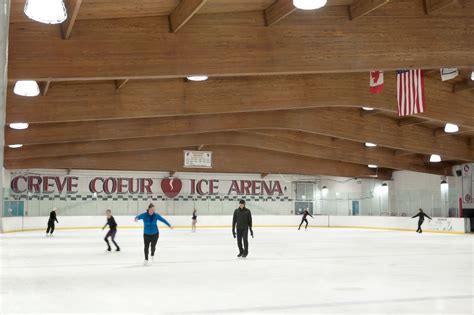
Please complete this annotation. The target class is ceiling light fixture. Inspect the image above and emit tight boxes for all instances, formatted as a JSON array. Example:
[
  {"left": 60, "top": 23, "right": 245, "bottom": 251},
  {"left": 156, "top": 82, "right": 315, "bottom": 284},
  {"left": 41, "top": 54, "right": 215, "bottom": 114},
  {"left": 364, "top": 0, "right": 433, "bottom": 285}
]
[
  {"left": 365, "top": 142, "right": 377, "bottom": 147},
  {"left": 362, "top": 107, "right": 374, "bottom": 111},
  {"left": 8, "top": 144, "right": 23, "bottom": 149},
  {"left": 430, "top": 154, "right": 442, "bottom": 163},
  {"left": 24, "top": 0, "right": 68, "bottom": 24},
  {"left": 186, "top": 75, "right": 208, "bottom": 82},
  {"left": 13, "top": 80, "right": 40, "bottom": 97},
  {"left": 440, "top": 180, "right": 448, "bottom": 189},
  {"left": 9, "top": 123, "right": 29, "bottom": 130},
  {"left": 444, "top": 123, "right": 459, "bottom": 133},
  {"left": 368, "top": 164, "right": 378, "bottom": 169},
  {"left": 293, "top": 0, "right": 327, "bottom": 10},
  {"left": 471, "top": 71, "right": 474, "bottom": 81}
]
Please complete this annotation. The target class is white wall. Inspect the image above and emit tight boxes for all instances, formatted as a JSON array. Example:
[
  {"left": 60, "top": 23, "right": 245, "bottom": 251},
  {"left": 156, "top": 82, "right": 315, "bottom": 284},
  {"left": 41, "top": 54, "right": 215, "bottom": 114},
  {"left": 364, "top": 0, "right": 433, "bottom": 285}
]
[{"left": 2, "top": 215, "right": 468, "bottom": 234}]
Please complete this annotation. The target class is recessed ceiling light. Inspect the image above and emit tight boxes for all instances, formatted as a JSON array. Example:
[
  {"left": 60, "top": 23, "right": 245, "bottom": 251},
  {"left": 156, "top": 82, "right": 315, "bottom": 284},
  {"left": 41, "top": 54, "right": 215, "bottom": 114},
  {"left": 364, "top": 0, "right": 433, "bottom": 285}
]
[
  {"left": 365, "top": 142, "right": 377, "bottom": 147},
  {"left": 13, "top": 80, "right": 40, "bottom": 97},
  {"left": 368, "top": 164, "right": 378, "bottom": 169},
  {"left": 444, "top": 123, "right": 459, "bottom": 133},
  {"left": 430, "top": 154, "right": 442, "bottom": 163},
  {"left": 471, "top": 71, "right": 474, "bottom": 81},
  {"left": 362, "top": 107, "right": 375, "bottom": 111},
  {"left": 24, "top": 0, "right": 67, "bottom": 24},
  {"left": 8, "top": 144, "right": 23, "bottom": 149},
  {"left": 9, "top": 123, "right": 29, "bottom": 130},
  {"left": 293, "top": 0, "right": 327, "bottom": 10},
  {"left": 186, "top": 75, "right": 208, "bottom": 82}
]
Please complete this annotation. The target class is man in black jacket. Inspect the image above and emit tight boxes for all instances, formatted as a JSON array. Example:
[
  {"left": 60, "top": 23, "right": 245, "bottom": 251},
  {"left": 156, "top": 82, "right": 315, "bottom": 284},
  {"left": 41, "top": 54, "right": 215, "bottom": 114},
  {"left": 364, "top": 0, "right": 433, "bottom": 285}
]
[
  {"left": 46, "top": 208, "right": 59, "bottom": 236},
  {"left": 412, "top": 208, "right": 432, "bottom": 233},
  {"left": 232, "top": 200, "right": 253, "bottom": 258}
]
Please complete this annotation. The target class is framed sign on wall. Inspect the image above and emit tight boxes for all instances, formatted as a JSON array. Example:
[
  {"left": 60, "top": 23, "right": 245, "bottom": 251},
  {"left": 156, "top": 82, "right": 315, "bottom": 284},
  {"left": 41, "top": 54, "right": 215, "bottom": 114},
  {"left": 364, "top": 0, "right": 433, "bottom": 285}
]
[{"left": 184, "top": 151, "right": 213, "bottom": 168}]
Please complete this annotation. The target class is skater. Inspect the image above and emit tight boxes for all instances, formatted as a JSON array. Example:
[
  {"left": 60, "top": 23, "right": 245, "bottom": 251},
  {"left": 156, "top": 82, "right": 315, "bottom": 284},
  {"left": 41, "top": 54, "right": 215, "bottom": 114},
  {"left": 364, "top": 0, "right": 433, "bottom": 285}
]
[
  {"left": 191, "top": 208, "right": 197, "bottom": 232},
  {"left": 102, "top": 209, "right": 120, "bottom": 252},
  {"left": 298, "top": 208, "right": 313, "bottom": 230},
  {"left": 135, "top": 203, "right": 173, "bottom": 265},
  {"left": 232, "top": 200, "right": 253, "bottom": 258},
  {"left": 45, "top": 208, "right": 59, "bottom": 236},
  {"left": 412, "top": 208, "right": 432, "bottom": 233}
]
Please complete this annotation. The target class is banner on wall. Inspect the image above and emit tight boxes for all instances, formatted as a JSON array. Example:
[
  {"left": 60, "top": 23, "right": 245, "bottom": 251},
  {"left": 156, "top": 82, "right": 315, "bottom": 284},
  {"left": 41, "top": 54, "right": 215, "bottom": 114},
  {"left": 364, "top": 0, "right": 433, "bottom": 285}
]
[
  {"left": 461, "top": 164, "right": 473, "bottom": 206},
  {"left": 9, "top": 174, "right": 289, "bottom": 200}
]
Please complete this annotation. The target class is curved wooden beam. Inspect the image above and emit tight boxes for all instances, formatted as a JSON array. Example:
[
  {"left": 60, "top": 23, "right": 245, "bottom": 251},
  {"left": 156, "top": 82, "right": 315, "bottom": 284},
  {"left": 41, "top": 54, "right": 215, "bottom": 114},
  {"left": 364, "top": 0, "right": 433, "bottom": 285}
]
[
  {"left": 6, "top": 73, "right": 474, "bottom": 128},
  {"left": 4, "top": 146, "right": 392, "bottom": 180},
  {"left": 5, "top": 108, "right": 473, "bottom": 161}
]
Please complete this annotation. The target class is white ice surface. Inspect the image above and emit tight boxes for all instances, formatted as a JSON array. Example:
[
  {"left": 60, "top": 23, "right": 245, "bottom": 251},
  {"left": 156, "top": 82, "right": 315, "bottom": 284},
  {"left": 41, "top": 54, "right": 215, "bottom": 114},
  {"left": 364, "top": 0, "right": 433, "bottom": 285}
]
[{"left": 1, "top": 227, "right": 473, "bottom": 315}]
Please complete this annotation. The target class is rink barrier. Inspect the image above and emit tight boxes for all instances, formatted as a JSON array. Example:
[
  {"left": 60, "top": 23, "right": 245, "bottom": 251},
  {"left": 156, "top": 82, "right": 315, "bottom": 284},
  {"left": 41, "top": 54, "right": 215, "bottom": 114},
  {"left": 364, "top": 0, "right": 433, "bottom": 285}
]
[{"left": 1, "top": 215, "right": 470, "bottom": 234}]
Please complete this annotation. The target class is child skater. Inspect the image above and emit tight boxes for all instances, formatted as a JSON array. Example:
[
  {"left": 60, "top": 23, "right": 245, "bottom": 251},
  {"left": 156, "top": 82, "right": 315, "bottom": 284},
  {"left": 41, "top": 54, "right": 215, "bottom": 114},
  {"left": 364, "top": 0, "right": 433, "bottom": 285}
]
[
  {"left": 102, "top": 209, "right": 120, "bottom": 252},
  {"left": 298, "top": 208, "right": 313, "bottom": 230},
  {"left": 46, "top": 208, "right": 59, "bottom": 236},
  {"left": 191, "top": 208, "right": 197, "bottom": 232},
  {"left": 135, "top": 203, "right": 173, "bottom": 266},
  {"left": 412, "top": 208, "right": 432, "bottom": 233}
]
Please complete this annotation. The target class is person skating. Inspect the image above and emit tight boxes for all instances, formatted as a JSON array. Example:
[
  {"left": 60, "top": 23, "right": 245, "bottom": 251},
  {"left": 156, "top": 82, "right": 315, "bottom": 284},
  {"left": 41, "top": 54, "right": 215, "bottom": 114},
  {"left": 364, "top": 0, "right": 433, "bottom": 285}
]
[
  {"left": 135, "top": 203, "right": 173, "bottom": 266},
  {"left": 298, "top": 208, "right": 313, "bottom": 231},
  {"left": 412, "top": 208, "right": 432, "bottom": 233},
  {"left": 232, "top": 200, "right": 253, "bottom": 258},
  {"left": 45, "top": 208, "right": 59, "bottom": 236},
  {"left": 191, "top": 209, "right": 197, "bottom": 232},
  {"left": 102, "top": 209, "right": 120, "bottom": 252}
]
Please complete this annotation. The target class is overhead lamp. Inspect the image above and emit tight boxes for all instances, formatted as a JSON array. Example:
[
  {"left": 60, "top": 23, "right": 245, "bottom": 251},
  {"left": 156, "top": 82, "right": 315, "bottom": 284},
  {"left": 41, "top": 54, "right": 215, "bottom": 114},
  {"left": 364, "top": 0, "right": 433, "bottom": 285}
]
[
  {"left": 186, "top": 75, "right": 208, "bottom": 82},
  {"left": 362, "top": 107, "right": 374, "bottom": 111},
  {"left": 8, "top": 144, "right": 23, "bottom": 149},
  {"left": 430, "top": 154, "right": 442, "bottom": 163},
  {"left": 365, "top": 142, "right": 377, "bottom": 147},
  {"left": 440, "top": 180, "right": 448, "bottom": 189},
  {"left": 293, "top": 0, "right": 327, "bottom": 10},
  {"left": 321, "top": 186, "right": 328, "bottom": 194},
  {"left": 13, "top": 80, "right": 40, "bottom": 97},
  {"left": 381, "top": 182, "right": 388, "bottom": 192},
  {"left": 444, "top": 123, "right": 459, "bottom": 133},
  {"left": 24, "top": 0, "right": 68, "bottom": 24},
  {"left": 368, "top": 164, "right": 378, "bottom": 169},
  {"left": 471, "top": 71, "right": 474, "bottom": 81},
  {"left": 9, "top": 123, "right": 29, "bottom": 130}
]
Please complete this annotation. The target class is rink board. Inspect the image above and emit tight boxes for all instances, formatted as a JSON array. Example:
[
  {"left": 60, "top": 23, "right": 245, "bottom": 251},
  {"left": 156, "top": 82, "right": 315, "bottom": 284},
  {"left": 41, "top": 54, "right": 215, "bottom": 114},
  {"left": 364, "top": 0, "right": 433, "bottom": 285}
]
[{"left": 2, "top": 215, "right": 470, "bottom": 234}]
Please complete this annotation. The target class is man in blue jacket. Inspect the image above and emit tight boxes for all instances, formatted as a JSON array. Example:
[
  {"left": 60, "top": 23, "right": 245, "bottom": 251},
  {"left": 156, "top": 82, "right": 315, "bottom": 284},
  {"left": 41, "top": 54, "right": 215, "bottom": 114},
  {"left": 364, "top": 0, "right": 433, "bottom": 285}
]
[{"left": 135, "top": 203, "right": 173, "bottom": 265}]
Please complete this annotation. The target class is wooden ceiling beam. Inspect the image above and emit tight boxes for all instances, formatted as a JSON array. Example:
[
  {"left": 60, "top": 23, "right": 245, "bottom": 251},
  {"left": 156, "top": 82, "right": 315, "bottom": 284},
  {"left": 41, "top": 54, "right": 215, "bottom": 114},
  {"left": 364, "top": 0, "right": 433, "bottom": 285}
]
[
  {"left": 453, "top": 80, "right": 474, "bottom": 93},
  {"left": 4, "top": 131, "right": 445, "bottom": 174},
  {"left": 114, "top": 79, "right": 129, "bottom": 90},
  {"left": 394, "top": 150, "right": 415, "bottom": 156},
  {"left": 61, "top": 0, "right": 82, "bottom": 40},
  {"left": 349, "top": 0, "right": 390, "bottom": 20},
  {"left": 4, "top": 146, "right": 392, "bottom": 180},
  {"left": 39, "top": 80, "right": 51, "bottom": 96},
  {"left": 169, "top": 0, "right": 207, "bottom": 33},
  {"left": 8, "top": 8, "right": 473, "bottom": 80},
  {"left": 397, "top": 117, "right": 427, "bottom": 127},
  {"left": 423, "top": 0, "right": 457, "bottom": 14},
  {"left": 6, "top": 108, "right": 473, "bottom": 161},
  {"left": 264, "top": 0, "right": 297, "bottom": 26},
  {"left": 360, "top": 108, "right": 381, "bottom": 117},
  {"left": 7, "top": 73, "right": 474, "bottom": 129}
]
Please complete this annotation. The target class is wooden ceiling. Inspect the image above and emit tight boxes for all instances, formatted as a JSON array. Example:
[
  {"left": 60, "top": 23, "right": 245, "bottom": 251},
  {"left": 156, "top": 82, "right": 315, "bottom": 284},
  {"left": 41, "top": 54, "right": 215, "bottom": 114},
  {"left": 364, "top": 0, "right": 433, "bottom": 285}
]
[{"left": 4, "top": 0, "right": 474, "bottom": 179}]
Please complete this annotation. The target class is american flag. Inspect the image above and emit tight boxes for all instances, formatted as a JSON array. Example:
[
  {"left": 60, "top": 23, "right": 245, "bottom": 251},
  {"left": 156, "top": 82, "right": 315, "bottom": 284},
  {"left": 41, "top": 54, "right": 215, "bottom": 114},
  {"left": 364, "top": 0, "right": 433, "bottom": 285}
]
[{"left": 396, "top": 69, "right": 425, "bottom": 116}]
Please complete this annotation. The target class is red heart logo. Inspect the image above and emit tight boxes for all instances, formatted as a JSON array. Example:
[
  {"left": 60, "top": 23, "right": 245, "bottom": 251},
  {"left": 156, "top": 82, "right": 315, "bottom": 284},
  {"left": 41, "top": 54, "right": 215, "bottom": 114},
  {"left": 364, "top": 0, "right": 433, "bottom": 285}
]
[{"left": 161, "top": 177, "right": 182, "bottom": 198}]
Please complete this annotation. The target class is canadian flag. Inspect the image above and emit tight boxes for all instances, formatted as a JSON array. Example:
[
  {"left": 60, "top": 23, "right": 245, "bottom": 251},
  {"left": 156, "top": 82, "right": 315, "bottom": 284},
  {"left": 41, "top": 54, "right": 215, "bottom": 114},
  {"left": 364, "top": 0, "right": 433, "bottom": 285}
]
[{"left": 369, "top": 71, "right": 384, "bottom": 94}]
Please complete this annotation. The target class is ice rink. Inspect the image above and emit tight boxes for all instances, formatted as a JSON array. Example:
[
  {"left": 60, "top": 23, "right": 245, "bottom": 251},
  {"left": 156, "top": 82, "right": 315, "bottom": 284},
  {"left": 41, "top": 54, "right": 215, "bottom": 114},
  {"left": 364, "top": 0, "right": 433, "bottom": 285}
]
[{"left": 1, "top": 227, "right": 473, "bottom": 314}]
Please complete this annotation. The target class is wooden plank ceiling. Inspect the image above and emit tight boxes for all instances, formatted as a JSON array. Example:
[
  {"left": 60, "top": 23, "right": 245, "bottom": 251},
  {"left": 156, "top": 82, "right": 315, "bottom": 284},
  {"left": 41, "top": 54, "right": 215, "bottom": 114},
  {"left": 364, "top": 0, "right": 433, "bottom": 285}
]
[{"left": 4, "top": 0, "right": 474, "bottom": 179}]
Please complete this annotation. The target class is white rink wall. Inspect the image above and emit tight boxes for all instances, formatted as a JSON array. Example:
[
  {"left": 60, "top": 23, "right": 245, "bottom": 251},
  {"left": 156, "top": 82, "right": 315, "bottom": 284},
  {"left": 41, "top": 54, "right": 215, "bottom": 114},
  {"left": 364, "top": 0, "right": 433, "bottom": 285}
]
[{"left": 2, "top": 215, "right": 469, "bottom": 234}]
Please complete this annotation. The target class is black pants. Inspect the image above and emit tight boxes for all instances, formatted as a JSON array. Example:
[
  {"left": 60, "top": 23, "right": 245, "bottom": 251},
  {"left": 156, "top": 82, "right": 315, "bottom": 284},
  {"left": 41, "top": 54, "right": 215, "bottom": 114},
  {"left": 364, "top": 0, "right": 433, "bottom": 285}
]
[
  {"left": 143, "top": 233, "right": 159, "bottom": 260},
  {"left": 416, "top": 219, "right": 424, "bottom": 233},
  {"left": 46, "top": 221, "right": 55, "bottom": 234},
  {"left": 299, "top": 218, "right": 308, "bottom": 230},
  {"left": 104, "top": 229, "right": 120, "bottom": 250},
  {"left": 236, "top": 228, "right": 249, "bottom": 255}
]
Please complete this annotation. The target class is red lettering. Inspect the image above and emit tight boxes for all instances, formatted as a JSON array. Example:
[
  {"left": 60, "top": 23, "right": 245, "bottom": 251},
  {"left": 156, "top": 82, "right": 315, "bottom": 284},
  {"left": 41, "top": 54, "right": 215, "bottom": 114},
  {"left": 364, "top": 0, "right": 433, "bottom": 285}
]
[
  {"left": 117, "top": 178, "right": 127, "bottom": 194},
  {"left": 42, "top": 176, "right": 54, "bottom": 193},
  {"left": 262, "top": 181, "right": 272, "bottom": 195},
  {"left": 89, "top": 177, "right": 104, "bottom": 193},
  {"left": 11, "top": 176, "right": 27, "bottom": 193},
  {"left": 209, "top": 180, "right": 218, "bottom": 195},
  {"left": 252, "top": 181, "right": 262, "bottom": 195},
  {"left": 67, "top": 177, "right": 79, "bottom": 193},
  {"left": 141, "top": 178, "right": 153, "bottom": 194},
  {"left": 128, "top": 178, "right": 139, "bottom": 194},
  {"left": 103, "top": 178, "right": 117, "bottom": 194},
  {"left": 190, "top": 179, "right": 196, "bottom": 194},
  {"left": 241, "top": 180, "right": 252, "bottom": 195},
  {"left": 28, "top": 176, "right": 42, "bottom": 193},
  {"left": 228, "top": 180, "right": 241, "bottom": 195},
  {"left": 55, "top": 177, "right": 68, "bottom": 193},
  {"left": 273, "top": 181, "right": 283, "bottom": 195},
  {"left": 197, "top": 179, "right": 208, "bottom": 195}
]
